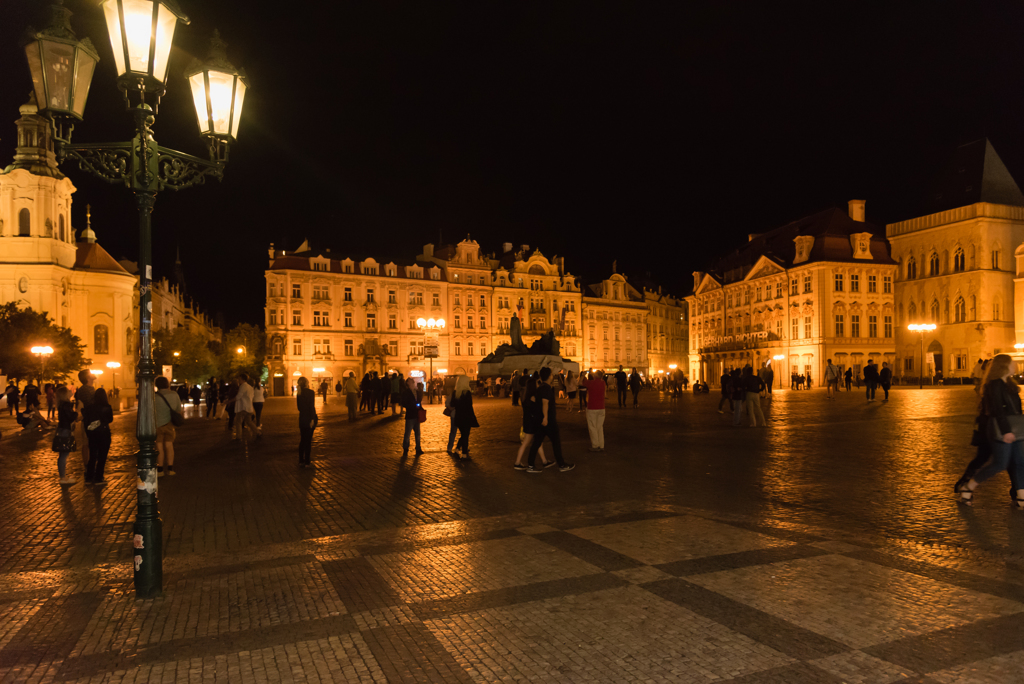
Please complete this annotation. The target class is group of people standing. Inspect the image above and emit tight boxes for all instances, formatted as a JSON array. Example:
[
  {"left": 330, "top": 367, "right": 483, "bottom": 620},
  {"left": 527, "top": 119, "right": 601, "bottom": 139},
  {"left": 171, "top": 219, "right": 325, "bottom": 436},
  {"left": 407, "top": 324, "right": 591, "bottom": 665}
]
[
  {"left": 46, "top": 369, "right": 114, "bottom": 485},
  {"left": 717, "top": 366, "right": 767, "bottom": 427}
]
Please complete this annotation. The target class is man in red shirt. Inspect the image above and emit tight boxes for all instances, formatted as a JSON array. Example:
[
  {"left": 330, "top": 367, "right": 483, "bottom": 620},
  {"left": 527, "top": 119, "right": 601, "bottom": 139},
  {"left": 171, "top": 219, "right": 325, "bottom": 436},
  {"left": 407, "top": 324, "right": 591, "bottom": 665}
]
[{"left": 580, "top": 370, "right": 606, "bottom": 451}]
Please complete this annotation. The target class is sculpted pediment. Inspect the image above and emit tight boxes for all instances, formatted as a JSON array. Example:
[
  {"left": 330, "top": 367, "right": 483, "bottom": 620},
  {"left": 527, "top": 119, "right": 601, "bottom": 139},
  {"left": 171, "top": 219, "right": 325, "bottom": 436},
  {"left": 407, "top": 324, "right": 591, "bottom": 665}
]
[
  {"left": 745, "top": 257, "right": 784, "bottom": 281},
  {"left": 695, "top": 274, "right": 722, "bottom": 294}
]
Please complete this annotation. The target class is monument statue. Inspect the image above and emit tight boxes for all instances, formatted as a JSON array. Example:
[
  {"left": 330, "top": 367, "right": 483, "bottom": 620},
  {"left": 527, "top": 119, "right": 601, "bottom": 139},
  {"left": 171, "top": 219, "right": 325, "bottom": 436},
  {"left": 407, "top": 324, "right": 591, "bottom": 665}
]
[{"left": 508, "top": 314, "right": 526, "bottom": 352}]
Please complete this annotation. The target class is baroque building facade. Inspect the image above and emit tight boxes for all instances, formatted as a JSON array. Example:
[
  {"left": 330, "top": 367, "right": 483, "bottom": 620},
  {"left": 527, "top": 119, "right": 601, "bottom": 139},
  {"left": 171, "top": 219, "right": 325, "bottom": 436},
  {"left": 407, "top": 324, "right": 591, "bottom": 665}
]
[
  {"left": 887, "top": 140, "right": 1024, "bottom": 380},
  {"left": 582, "top": 274, "right": 648, "bottom": 371},
  {"left": 642, "top": 287, "right": 688, "bottom": 376},
  {"left": 688, "top": 202, "right": 897, "bottom": 385}
]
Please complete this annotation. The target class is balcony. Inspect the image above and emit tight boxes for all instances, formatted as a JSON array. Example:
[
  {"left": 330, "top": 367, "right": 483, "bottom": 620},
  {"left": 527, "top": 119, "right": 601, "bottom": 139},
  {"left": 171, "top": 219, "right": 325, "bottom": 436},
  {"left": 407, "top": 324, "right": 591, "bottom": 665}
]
[{"left": 529, "top": 306, "right": 547, "bottom": 314}]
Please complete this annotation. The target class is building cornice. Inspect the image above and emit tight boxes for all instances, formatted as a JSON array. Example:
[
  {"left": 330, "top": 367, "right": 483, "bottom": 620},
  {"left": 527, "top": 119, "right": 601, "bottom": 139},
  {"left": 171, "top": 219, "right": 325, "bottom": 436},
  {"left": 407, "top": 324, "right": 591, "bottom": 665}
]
[{"left": 886, "top": 202, "right": 1024, "bottom": 238}]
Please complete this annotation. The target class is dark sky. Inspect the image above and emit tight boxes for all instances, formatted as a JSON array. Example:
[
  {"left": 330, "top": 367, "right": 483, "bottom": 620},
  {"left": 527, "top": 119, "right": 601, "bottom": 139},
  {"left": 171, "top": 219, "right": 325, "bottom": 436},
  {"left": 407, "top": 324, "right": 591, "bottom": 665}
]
[{"left": 4, "top": 0, "right": 1024, "bottom": 327}]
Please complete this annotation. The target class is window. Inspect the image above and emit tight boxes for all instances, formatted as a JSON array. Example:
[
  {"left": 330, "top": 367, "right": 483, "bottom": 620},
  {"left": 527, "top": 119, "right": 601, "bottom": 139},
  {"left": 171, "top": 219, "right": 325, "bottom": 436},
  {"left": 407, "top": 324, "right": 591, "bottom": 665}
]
[
  {"left": 292, "top": 338, "right": 302, "bottom": 355},
  {"left": 850, "top": 274, "right": 860, "bottom": 292},
  {"left": 409, "top": 292, "right": 423, "bottom": 305},
  {"left": 804, "top": 316, "right": 812, "bottom": 338},
  {"left": 454, "top": 342, "right": 461, "bottom": 356},
  {"left": 835, "top": 315, "right": 844, "bottom": 337},
  {"left": 344, "top": 264, "right": 352, "bottom": 273},
  {"left": 345, "top": 339, "right": 354, "bottom": 356},
  {"left": 954, "top": 297, "right": 966, "bottom": 323},
  {"left": 992, "top": 249, "right": 1001, "bottom": 270},
  {"left": 792, "top": 317, "right": 799, "bottom": 339},
  {"left": 834, "top": 273, "right": 844, "bottom": 292},
  {"left": 366, "top": 288, "right": 375, "bottom": 303},
  {"left": 776, "top": 320, "right": 782, "bottom": 338},
  {"left": 313, "top": 261, "right": 328, "bottom": 272},
  {"left": 363, "top": 265, "right": 377, "bottom": 275},
  {"left": 94, "top": 324, "right": 109, "bottom": 354},
  {"left": 904, "top": 357, "right": 914, "bottom": 371},
  {"left": 790, "top": 279, "right": 798, "bottom": 296},
  {"left": 268, "top": 282, "right": 276, "bottom": 298},
  {"left": 269, "top": 310, "right": 278, "bottom": 325},
  {"left": 868, "top": 315, "right": 877, "bottom": 338},
  {"left": 468, "top": 342, "right": 474, "bottom": 356},
  {"left": 431, "top": 270, "right": 440, "bottom": 280},
  {"left": 467, "top": 317, "right": 474, "bottom": 329},
  {"left": 479, "top": 316, "right": 486, "bottom": 330},
  {"left": 454, "top": 294, "right": 461, "bottom": 306},
  {"left": 388, "top": 340, "right": 398, "bottom": 356},
  {"left": 388, "top": 290, "right": 396, "bottom": 304},
  {"left": 432, "top": 293, "right": 440, "bottom": 307},
  {"left": 59, "top": 214, "right": 65, "bottom": 241},
  {"left": 272, "top": 338, "right": 284, "bottom": 355},
  {"left": 929, "top": 253, "right": 940, "bottom": 276},
  {"left": 292, "top": 309, "right": 302, "bottom": 325},
  {"left": 884, "top": 315, "right": 892, "bottom": 338},
  {"left": 851, "top": 315, "right": 860, "bottom": 338},
  {"left": 388, "top": 314, "right": 397, "bottom": 329},
  {"left": 868, "top": 275, "right": 876, "bottom": 293},
  {"left": 756, "top": 287, "right": 762, "bottom": 302},
  {"left": 883, "top": 275, "right": 892, "bottom": 294},
  {"left": 292, "top": 284, "right": 301, "bottom": 298},
  {"left": 18, "top": 208, "right": 30, "bottom": 236},
  {"left": 344, "top": 287, "right": 352, "bottom": 301},
  {"left": 387, "top": 267, "right": 396, "bottom": 277},
  {"left": 313, "top": 311, "right": 327, "bottom": 326},
  {"left": 906, "top": 257, "right": 917, "bottom": 280},
  {"left": 775, "top": 282, "right": 782, "bottom": 298},
  {"left": 955, "top": 354, "right": 968, "bottom": 371},
  {"left": 312, "top": 284, "right": 326, "bottom": 300},
  {"left": 803, "top": 275, "right": 812, "bottom": 293},
  {"left": 994, "top": 301, "right": 1001, "bottom": 320},
  {"left": 954, "top": 248, "right": 965, "bottom": 272},
  {"left": 930, "top": 300, "right": 939, "bottom": 322},
  {"left": 454, "top": 315, "right": 461, "bottom": 329},
  {"left": 367, "top": 313, "right": 376, "bottom": 329},
  {"left": 344, "top": 312, "right": 352, "bottom": 327},
  {"left": 313, "top": 338, "right": 322, "bottom": 354},
  {"left": 481, "top": 344, "right": 487, "bottom": 356},
  {"left": 480, "top": 295, "right": 486, "bottom": 307}
]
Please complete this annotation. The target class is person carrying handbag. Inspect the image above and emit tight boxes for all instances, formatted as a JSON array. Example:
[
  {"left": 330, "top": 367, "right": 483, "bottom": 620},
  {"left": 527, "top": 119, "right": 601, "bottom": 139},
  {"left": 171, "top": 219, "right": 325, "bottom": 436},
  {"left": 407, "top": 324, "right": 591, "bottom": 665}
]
[
  {"left": 155, "top": 376, "right": 183, "bottom": 476},
  {"left": 52, "top": 386, "right": 78, "bottom": 484},
  {"left": 959, "top": 354, "right": 1024, "bottom": 507},
  {"left": 451, "top": 376, "right": 479, "bottom": 459}
]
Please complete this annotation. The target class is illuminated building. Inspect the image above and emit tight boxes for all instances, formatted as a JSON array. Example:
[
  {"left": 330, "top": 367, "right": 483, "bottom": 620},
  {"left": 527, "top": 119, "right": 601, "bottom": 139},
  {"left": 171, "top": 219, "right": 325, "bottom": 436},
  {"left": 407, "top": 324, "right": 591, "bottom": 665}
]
[
  {"left": 887, "top": 140, "right": 1024, "bottom": 379},
  {"left": 581, "top": 274, "right": 648, "bottom": 372},
  {"left": 642, "top": 287, "right": 688, "bottom": 378},
  {"left": 687, "top": 201, "right": 897, "bottom": 384}
]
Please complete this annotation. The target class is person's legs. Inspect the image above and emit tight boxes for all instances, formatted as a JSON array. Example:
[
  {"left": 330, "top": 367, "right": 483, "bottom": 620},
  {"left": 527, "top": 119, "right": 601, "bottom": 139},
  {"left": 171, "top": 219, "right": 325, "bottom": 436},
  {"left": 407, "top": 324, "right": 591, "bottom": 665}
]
[
  {"left": 632, "top": 389, "right": 639, "bottom": 408},
  {"left": 94, "top": 433, "right": 111, "bottom": 482},
  {"left": 527, "top": 431, "right": 544, "bottom": 468},
  {"left": 402, "top": 419, "right": 415, "bottom": 453},
  {"left": 718, "top": 394, "right": 729, "bottom": 411},
  {"left": 546, "top": 426, "right": 566, "bottom": 466},
  {"left": 156, "top": 439, "right": 166, "bottom": 473},
  {"left": 883, "top": 383, "right": 890, "bottom": 400},
  {"left": 447, "top": 418, "right": 458, "bottom": 453},
  {"left": 618, "top": 387, "right": 626, "bottom": 407},
  {"left": 586, "top": 410, "right": 599, "bottom": 448},
  {"left": 595, "top": 408, "right": 605, "bottom": 448},
  {"left": 969, "top": 440, "right": 1012, "bottom": 486},
  {"left": 299, "top": 425, "right": 313, "bottom": 463},
  {"left": 750, "top": 393, "right": 765, "bottom": 426},
  {"left": 515, "top": 433, "right": 532, "bottom": 465},
  {"left": 732, "top": 397, "right": 744, "bottom": 426},
  {"left": 58, "top": 451, "right": 69, "bottom": 479},
  {"left": 458, "top": 427, "right": 469, "bottom": 455},
  {"left": 85, "top": 435, "right": 98, "bottom": 482},
  {"left": 254, "top": 403, "right": 264, "bottom": 427}
]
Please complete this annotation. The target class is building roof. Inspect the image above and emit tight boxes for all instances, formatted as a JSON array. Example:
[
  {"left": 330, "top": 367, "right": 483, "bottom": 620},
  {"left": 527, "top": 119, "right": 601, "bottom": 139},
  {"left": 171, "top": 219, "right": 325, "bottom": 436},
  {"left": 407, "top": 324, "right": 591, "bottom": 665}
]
[
  {"left": 269, "top": 254, "right": 447, "bottom": 281},
  {"left": 75, "top": 241, "right": 132, "bottom": 275},
  {"left": 702, "top": 207, "right": 894, "bottom": 287},
  {"left": 924, "top": 139, "right": 1024, "bottom": 213}
]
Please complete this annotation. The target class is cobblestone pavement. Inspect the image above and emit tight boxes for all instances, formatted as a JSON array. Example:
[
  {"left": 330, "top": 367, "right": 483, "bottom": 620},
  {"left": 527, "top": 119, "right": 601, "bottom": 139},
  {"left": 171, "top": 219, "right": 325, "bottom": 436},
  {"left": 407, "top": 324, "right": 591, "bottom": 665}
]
[{"left": 1, "top": 386, "right": 1022, "bottom": 682}]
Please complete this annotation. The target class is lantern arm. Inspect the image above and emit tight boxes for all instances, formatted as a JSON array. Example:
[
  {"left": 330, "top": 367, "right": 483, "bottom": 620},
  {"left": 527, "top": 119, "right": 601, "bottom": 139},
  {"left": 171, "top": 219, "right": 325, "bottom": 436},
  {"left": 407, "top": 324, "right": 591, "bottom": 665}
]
[
  {"left": 59, "top": 141, "right": 135, "bottom": 187},
  {"left": 154, "top": 144, "right": 225, "bottom": 191}
]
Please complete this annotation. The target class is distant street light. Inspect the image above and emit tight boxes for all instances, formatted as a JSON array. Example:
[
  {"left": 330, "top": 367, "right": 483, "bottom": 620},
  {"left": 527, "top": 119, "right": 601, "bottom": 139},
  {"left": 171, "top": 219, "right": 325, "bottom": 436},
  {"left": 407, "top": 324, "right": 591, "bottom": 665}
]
[
  {"left": 107, "top": 361, "right": 122, "bottom": 391},
  {"left": 90, "top": 369, "right": 104, "bottom": 376},
  {"left": 31, "top": 345, "right": 53, "bottom": 384},
  {"left": 907, "top": 323, "right": 937, "bottom": 389},
  {"left": 236, "top": 346, "right": 246, "bottom": 355},
  {"left": 172, "top": 351, "right": 180, "bottom": 357},
  {"left": 417, "top": 318, "right": 445, "bottom": 378}
]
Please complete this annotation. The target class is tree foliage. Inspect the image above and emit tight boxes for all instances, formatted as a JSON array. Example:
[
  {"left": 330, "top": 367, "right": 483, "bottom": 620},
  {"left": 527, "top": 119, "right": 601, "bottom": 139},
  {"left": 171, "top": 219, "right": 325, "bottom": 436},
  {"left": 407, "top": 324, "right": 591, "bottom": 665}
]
[
  {"left": 218, "top": 323, "right": 267, "bottom": 382},
  {"left": 153, "top": 327, "right": 218, "bottom": 384},
  {"left": 0, "top": 303, "right": 90, "bottom": 383}
]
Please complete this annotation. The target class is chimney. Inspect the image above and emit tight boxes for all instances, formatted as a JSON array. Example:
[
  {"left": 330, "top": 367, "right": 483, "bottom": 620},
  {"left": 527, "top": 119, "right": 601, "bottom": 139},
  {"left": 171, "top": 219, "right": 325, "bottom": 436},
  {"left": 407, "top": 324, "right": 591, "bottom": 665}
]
[
  {"left": 268, "top": 242, "right": 276, "bottom": 266},
  {"left": 848, "top": 199, "right": 866, "bottom": 222},
  {"left": 502, "top": 242, "right": 513, "bottom": 253},
  {"left": 423, "top": 243, "right": 434, "bottom": 257}
]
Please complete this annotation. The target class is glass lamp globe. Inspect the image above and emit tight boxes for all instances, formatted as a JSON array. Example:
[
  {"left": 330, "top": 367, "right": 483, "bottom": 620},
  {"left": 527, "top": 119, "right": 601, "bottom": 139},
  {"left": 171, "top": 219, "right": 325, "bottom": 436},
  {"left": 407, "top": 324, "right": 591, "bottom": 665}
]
[{"left": 100, "top": 0, "right": 189, "bottom": 91}]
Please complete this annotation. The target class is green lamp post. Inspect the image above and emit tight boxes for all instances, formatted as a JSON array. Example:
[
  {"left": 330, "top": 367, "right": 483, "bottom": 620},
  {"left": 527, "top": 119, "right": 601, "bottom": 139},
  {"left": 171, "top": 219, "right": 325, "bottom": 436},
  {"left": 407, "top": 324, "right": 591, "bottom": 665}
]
[{"left": 22, "top": 0, "right": 249, "bottom": 599}]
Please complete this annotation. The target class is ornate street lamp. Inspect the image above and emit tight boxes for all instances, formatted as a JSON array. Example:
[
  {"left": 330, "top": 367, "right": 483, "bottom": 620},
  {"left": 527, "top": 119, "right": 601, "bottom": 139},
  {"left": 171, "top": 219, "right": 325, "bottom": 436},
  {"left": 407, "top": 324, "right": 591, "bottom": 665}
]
[
  {"left": 22, "top": 1, "right": 248, "bottom": 600},
  {"left": 907, "top": 323, "right": 937, "bottom": 389},
  {"left": 31, "top": 345, "right": 54, "bottom": 385},
  {"left": 417, "top": 317, "right": 445, "bottom": 380}
]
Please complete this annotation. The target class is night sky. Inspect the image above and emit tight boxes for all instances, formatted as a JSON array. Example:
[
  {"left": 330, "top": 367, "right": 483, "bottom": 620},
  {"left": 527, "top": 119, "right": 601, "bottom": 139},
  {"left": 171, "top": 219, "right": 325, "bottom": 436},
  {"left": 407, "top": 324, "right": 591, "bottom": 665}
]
[{"left": 3, "top": 1, "right": 1024, "bottom": 327}]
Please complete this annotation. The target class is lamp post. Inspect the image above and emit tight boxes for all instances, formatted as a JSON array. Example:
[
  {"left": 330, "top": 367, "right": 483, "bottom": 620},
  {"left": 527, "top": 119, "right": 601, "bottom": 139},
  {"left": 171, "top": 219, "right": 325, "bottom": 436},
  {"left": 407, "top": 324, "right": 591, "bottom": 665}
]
[
  {"left": 31, "top": 346, "right": 54, "bottom": 385},
  {"left": 907, "top": 323, "right": 937, "bottom": 389},
  {"left": 22, "top": 1, "right": 248, "bottom": 599},
  {"left": 416, "top": 317, "right": 445, "bottom": 381},
  {"left": 106, "top": 360, "right": 121, "bottom": 389}
]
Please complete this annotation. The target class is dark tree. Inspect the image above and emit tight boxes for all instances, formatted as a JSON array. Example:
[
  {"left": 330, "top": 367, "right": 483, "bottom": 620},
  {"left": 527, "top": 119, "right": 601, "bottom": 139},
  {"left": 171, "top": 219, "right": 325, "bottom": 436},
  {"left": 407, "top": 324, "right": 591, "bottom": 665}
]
[
  {"left": 218, "top": 323, "right": 267, "bottom": 382},
  {"left": 153, "top": 328, "right": 218, "bottom": 384},
  {"left": 0, "top": 303, "right": 90, "bottom": 384}
]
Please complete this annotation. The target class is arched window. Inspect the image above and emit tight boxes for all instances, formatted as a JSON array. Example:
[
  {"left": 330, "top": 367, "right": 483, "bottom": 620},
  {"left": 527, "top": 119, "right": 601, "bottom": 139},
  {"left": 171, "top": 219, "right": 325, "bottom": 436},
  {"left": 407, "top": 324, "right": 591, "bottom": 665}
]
[
  {"left": 58, "top": 215, "right": 65, "bottom": 242},
  {"left": 954, "top": 297, "right": 966, "bottom": 323},
  {"left": 992, "top": 245, "right": 1002, "bottom": 270},
  {"left": 929, "top": 252, "right": 940, "bottom": 276},
  {"left": 943, "top": 298, "right": 949, "bottom": 324},
  {"left": 953, "top": 247, "right": 965, "bottom": 272},
  {"left": 908, "top": 302, "right": 917, "bottom": 319},
  {"left": 906, "top": 256, "right": 917, "bottom": 280},
  {"left": 930, "top": 300, "right": 939, "bottom": 322},
  {"left": 94, "top": 324, "right": 109, "bottom": 354},
  {"left": 970, "top": 295, "right": 977, "bottom": 321},
  {"left": 18, "top": 208, "right": 30, "bottom": 236}
]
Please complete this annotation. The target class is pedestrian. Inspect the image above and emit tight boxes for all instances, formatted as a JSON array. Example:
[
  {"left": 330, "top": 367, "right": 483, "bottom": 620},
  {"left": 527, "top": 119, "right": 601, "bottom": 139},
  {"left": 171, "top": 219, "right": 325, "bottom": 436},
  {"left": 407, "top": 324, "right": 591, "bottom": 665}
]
[
  {"left": 154, "top": 376, "right": 182, "bottom": 477},
  {"left": 511, "top": 370, "right": 521, "bottom": 407},
  {"left": 451, "top": 375, "right": 479, "bottom": 459},
  {"left": 344, "top": 372, "right": 359, "bottom": 422},
  {"left": 514, "top": 373, "right": 552, "bottom": 469},
  {"left": 253, "top": 380, "right": 265, "bottom": 429},
  {"left": 765, "top": 366, "right": 774, "bottom": 395},
  {"left": 824, "top": 359, "right": 840, "bottom": 399},
  {"left": 565, "top": 370, "right": 578, "bottom": 412},
  {"left": 959, "top": 354, "right": 1024, "bottom": 508},
  {"left": 445, "top": 379, "right": 459, "bottom": 455},
  {"left": 879, "top": 362, "right": 892, "bottom": 400},
  {"left": 372, "top": 371, "right": 384, "bottom": 414},
  {"left": 718, "top": 370, "right": 733, "bottom": 413},
  {"left": 296, "top": 376, "right": 317, "bottom": 467},
  {"left": 233, "top": 373, "right": 258, "bottom": 442},
  {"left": 390, "top": 372, "right": 401, "bottom": 416},
  {"left": 578, "top": 370, "right": 589, "bottom": 410},
  {"left": 335, "top": 380, "right": 342, "bottom": 395},
  {"left": 527, "top": 367, "right": 575, "bottom": 473},
  {"left": 45, "top": 383, "right": 56, "bottom": 421},
  {"left": 75, "top": 369, "right": 97, "bottom": 467},
  {"left": 23, "top": 380, "right": 41, "bottom": 411},
  {"left": 970, "top": 358, "right": 985, "bottom": 394},
  {"left": 614, "top": 365, "right": 628, "bottom": 408},
  {"left": 205, "top": 377, "right": 219, "bottom": 419},
  {"left": 582, "top": 369, "right": 606, "bottom": 451},
  {"left": 4, "top": 381, "right": 19, "bottom": 416},
  {"left": 401, "top": 376, "right": 425, "bottom": 457},
  {"left": 359, "top": 373, "right": 370, "bottom": 411},
  {"left": 52, "top": 386, "right": 77, "bottom": 485},
  {"left": 743, "top": 366, "right": 766, "bottom": 426},
  {"left": 731, "top": 368, "right": 746, "bottom": 426},
  {"left": 189, "top": 383, "right": 202, "bottom": 408},
  {"left": 629, "top": 367, "right": 643, "bottom": 408},
  {"left": 83, "top": 388, "right": 114, "bottom": 486},
  {"left": 225, "top": 380, "right": 238, "bottom": 431},
  {"left": 844, "top": 368, "right": 853, "bottom": 392},
  {"left": 790, "top": 371, "right": 798, "bottom": 390},
  {"left": 864, "top": 360, "right": 880, "bottom": 401}
]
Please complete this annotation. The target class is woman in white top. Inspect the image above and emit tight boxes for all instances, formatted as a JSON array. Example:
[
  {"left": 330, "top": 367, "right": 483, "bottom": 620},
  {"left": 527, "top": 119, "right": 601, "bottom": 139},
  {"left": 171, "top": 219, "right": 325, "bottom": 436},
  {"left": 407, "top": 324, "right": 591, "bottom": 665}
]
[
  {"left": 253, "top": 381, "right": 266, "bottom": 429},
  {"left": 564, "top": 371, "right": 578, "bottom": 412}
]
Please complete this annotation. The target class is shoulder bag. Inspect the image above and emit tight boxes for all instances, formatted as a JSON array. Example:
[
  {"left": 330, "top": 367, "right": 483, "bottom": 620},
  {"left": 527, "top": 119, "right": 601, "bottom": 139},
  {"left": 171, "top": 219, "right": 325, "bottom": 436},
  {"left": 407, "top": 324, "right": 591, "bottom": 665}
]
[
  {"left": 989, "top": 414, "right": 1024, "bottom": 442},
  {"left": 159, "top": 393, "right": 185, "bottom": 427},
  {"left": 418, "top": 405, "right": 428, "bottom": 423},
  {"left": 52, "top": 428, "right": 77, "bottom": 452}
]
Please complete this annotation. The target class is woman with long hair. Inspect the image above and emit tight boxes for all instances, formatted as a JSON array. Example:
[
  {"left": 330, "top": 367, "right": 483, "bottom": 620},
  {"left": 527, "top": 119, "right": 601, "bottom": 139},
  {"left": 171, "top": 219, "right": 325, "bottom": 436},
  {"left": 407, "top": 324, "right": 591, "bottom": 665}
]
[
  {"left": 564, "top": 371, "right": 578, "bottom": 412},
  {"left": 296, "top": 376, "right": 317, "bottom": 467},
  {"left": 451, "top": 375, "right": 479, "bottom": 459},
  {"left": 959, "top": 354, "right": 1024, "bottom": 507},
  {"left": 515, "top": 373, "right": 551, "bottom": 470},
  {"left": 45, "top": 383, "right": 56, "bottom": 421},
  {"left": 53, "top": 386, "right": 77, "bottom": 484},
  {"left": 83, "top": 388, "right": 114, "bottom": 486}
]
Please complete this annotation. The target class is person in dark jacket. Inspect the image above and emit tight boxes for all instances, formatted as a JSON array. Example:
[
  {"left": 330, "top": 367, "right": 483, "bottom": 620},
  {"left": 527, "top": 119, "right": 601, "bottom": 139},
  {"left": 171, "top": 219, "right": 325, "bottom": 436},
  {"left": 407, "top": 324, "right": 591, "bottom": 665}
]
[
  {"left": 730, "top": 368, "right": 746, "bottom": 426},
  {"left": 400, "top": 377, "right": 424, "bottom": 457},
  {"left": 844, "top": 368, "right": 853, "bottom": 392},
  {"left": 83, "top": 389, "right": 114, "bottom": 486},
  {"left": 864, "top": 360, "right": 880, "bottom": 401},
  {"left": 614, "top": 366, "right": 628, "bottom": 408},
  {"left": 527, "top": 368, "right": 574, "bottom": 472},
  {"left": 879, "top": 362, "right": 893, "bottom": 401},
  {"left": 959, "top": 354, "right": 1024, "bottom": 508},
  {"left": 54, "top": 386, "right": 77, "bottom": 484},
  {"left": 628, "top": 368, "right": 643, "bottom": 408},
  {"left": 451, "top": 376, "right": 480, "bottom": 459},
  {"left": 296, "top": 377, "right": 318, "bottom": 467},
  {"left": 742, "top": 365, "right": 766, "bottom": 427},
  {"left": 206, "top": 378, "right": 219, "bottom": 419},
  {"left": 718, "top": 371, "right": 733, "bottom": 413},
  {"left": 360, "top": 373, "right": 371, "bottom": 412}
]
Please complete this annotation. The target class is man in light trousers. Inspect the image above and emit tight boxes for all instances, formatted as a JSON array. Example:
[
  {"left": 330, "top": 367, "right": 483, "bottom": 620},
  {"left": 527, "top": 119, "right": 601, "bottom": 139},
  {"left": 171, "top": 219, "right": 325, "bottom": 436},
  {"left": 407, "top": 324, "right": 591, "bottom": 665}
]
[
  {"left": 582, "top": 370, "right": 606, "bottom": 451},
  {"left": 233, "top": 372, "right": 258, "bottom": 442}
]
